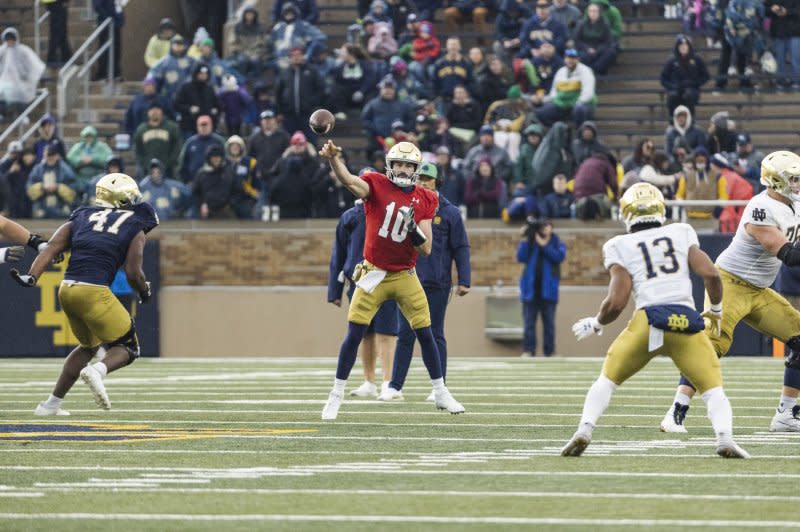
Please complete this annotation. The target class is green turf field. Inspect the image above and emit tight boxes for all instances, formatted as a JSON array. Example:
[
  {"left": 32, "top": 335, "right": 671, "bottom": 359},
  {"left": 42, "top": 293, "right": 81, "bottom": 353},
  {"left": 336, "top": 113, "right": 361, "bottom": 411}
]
[{"left": 1, "top": 356, "right": 799, "bottom": 531}]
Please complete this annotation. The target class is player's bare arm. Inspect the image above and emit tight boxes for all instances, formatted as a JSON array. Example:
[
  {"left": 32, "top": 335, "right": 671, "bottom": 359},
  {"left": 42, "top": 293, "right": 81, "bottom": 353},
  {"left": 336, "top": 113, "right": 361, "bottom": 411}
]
[
  {"left": 688, "top": 245, "right": 722, "bottom": 305},
  {"left": 596, "top": 263, "right": 632, "bottom": 325},
  {"left": 0, "top": 215, "right": 32, "bottom": 245},
  {"left": 28, "top": 222, "right": 71, "bottom": 279},
  {"left": 124, "top": 231, "right": 150, "bottom": 301},
  {"left": 318, "top": 140, "right": 369, "bottom": 199},
  {"left": 416, "top": 219, "right": 433, "bottom": 256}
]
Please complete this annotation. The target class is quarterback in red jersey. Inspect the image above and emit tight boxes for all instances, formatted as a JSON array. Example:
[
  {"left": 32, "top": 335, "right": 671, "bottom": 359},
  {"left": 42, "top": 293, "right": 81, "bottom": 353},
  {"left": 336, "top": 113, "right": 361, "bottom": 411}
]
[{"left": 319, "top": 139, "right": 464, "bottom": 420}]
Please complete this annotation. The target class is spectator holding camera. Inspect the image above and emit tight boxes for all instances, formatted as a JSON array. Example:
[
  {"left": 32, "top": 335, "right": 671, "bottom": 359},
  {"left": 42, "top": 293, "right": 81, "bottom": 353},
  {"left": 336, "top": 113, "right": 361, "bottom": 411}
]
[{"left": 517, "top": 219, "right": 567, "bottom": 357}]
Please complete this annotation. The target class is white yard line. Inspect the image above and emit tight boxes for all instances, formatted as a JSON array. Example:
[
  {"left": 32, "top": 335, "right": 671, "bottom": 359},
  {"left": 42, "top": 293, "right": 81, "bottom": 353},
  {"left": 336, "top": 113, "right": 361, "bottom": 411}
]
[{"left": 0, "top": 513, "right": 797, "bottom": 527}]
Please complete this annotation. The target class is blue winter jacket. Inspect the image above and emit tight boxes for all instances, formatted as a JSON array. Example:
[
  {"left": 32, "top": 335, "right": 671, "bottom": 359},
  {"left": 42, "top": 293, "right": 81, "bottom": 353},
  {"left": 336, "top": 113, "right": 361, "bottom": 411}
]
[
  {"left": 328, "top": 202, "right": 366, "bottom": 302},
  {"left": 516, "top": 234, "right": 566, "bottom": 302},
  {"left": 415, "top": 194, "right": 471, "bottom": 290}
]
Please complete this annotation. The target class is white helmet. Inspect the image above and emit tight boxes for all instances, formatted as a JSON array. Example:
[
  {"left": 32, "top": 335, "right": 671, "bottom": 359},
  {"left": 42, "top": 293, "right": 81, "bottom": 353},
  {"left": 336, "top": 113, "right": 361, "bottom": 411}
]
[
  {"left": 385, "top": 141, "right": 422, "bottom": 187},
  {"left": 95, "top": 172, "right": 142, "bottom": 208},
  {"left": 760, "top": 150, "right": 800, "bottom": 201},
  {"left": 619, "top": 182, "right": 666, "bottom": 232}
]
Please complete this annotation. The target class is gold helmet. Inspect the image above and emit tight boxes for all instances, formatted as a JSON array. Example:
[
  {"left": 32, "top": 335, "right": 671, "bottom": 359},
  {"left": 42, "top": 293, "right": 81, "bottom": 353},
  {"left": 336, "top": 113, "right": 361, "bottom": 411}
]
[
  {"left": 760, "top": 150, "right": 800, "bottom": 199},
  {"left": 619, "top": 182, "right": 666, "bottom": 231},
  {"left": 95, "top": 173, "right": 142, "bottom": 208},
  {"left": 385, "top": 141, "right": 422, "bottom": 187}
]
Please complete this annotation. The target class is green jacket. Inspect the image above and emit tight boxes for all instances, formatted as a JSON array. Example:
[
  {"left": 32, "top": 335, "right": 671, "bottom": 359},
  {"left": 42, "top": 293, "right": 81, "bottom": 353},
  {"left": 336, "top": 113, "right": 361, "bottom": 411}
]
[
  {"left": 589, "top": 0, "right": 623, "bottom": 40},
  {"left": 134, "top": 118, "right": 182, "bottom": 178},
  {"left": 512, "top": 124, "right": 545, "bottom": 186},
  {"left": 66, "top": 126, "right": 113, "bottom": 185}
]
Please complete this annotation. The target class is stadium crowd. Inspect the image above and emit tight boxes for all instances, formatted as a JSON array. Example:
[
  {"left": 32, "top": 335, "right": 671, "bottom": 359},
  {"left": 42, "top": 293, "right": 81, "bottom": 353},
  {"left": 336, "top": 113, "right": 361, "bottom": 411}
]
[{"left": 0, "top": 0, "right": 793, "bottom": 228}]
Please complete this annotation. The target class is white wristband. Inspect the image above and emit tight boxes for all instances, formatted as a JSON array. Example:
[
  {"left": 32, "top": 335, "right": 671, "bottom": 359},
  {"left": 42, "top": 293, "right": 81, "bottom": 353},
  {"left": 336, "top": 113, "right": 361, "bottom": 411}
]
[{"left": 709, "top": 303, "right": 722, "bottom": 313}]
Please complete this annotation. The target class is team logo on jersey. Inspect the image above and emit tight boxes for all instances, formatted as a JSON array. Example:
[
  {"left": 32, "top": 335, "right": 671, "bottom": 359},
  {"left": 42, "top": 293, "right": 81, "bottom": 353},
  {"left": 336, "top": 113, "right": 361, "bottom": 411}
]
[
  {"left": 752, "top": 208, "right": 766, "bottom": 222},
  {"left": 411, "top": 197, "right": 420, "bottom": 204},
  {"left": 667, "top": 313, "right": 690, "bottom": 331}
]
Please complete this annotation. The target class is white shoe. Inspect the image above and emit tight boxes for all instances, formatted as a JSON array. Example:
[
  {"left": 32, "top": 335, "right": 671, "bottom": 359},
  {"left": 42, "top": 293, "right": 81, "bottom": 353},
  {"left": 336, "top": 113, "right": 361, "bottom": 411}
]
[
  {"left": 334, "top": 112, "right": 347, "bottom": 121},
  {"left": 561, "top": 430, "right": 591, "bottom": 457},
  {"left": 660, "top": 402, "right": 688, "bottom": 433},
  {"left": 769, "top": 406, "right": 800, "bottom": 432},
  {"left": 349, "top": 381, "right": 377, "bottom": 397},
  {"left": 80, "top": 366, "right": 111, "bottom": 410},
  {"left": 425, "top": 390, "right": 435, "bottom": 402},
  {"left": 321, "top": 391, "right": 343, "bottom": 420},
  {"left": 434, "top": 388, "right": 464, "bottom": 414},
  {"left": 520, "top": 351, "right": 534, "bottom": 358},
  {"left": 34, "top": 402, "right": 70, "bottom": 416},
  {"left": 716, "top": 440, "right": 751, "bottom": 459},
  {"left": 377, "top": 386, "right": 404, "bottom": 401}
]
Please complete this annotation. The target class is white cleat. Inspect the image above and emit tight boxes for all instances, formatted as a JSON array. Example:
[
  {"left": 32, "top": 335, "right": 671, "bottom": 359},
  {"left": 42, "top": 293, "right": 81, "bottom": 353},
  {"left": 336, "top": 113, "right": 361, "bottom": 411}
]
[
  {"left": 321, "top": 392, "right": 343, "bottom": 420},
  {"left": 377, "top": 386, "right": 404, "bottom": 401},
  {"left": 425, "top": 390, "right": 435, "bottom": 402},
  {"left": 660, "top": 402, "right": 688, "bottom": 433},
  {"left": 434, "top": 388, "right": 464, "bottom": 414},
  {"left": 79, "top": 366, "right": 111, "bottom": 410},
  {"left": 34, "top": 402, "right": 70, "bottom": 416},
  {"left": 716, "top": 441, "right": 751, "bottom": 459},
  {"left": 561, "top": 431, "right": 591, "bottom": 457},
  {"left": 769, "top": 406, "right": 800, "bottom": 432},
  {"left": 349, "top": 381, "right": 377, "bottom": 397}
]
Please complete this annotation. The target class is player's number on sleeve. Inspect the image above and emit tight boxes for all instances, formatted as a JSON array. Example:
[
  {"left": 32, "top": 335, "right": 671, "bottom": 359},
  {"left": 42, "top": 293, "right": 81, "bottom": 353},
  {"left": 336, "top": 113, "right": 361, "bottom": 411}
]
[
  {"left": 88, "top": 209, "right": 134, "bottom": 235},
  {"left": 637, "top": 237, "right": 679, "bottom": 279},
  {"left": 377, "top": 201, "right": 410, "bottom": 243}
]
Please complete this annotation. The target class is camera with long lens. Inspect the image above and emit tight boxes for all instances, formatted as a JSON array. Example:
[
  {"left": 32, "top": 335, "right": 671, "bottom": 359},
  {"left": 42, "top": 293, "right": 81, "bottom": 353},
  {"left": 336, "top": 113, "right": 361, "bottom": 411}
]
[{"left": 525, "top": 216, "right": 545, "bottom": 240}]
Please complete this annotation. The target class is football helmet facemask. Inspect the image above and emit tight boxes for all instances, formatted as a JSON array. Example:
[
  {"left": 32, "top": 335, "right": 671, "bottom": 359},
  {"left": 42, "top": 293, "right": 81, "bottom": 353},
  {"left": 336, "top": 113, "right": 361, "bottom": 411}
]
[
  {"left": 760, "top": 150, "right": 800, "bottom": 201},
  {"left": 95, "top": 173, "right": 143, "bottom": 208},
  {"left": 619, "top": 182, "right": 666, "bottom": 232},
  {"left": 385, "top": 141, "right": 422, "bottom": 187}
]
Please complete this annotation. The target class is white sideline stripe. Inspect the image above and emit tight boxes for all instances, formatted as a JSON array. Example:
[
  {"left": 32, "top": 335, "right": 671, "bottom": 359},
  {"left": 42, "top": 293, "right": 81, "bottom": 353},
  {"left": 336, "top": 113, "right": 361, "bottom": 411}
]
[
  {"left": 15, "top": 487, "right": 800, "bottom": 503},
  {"left": 0, "top": 513, "right": 796, "bottom": 527},
  {"left": 2, "top": 466, "right": 798, "bottom": 479}
]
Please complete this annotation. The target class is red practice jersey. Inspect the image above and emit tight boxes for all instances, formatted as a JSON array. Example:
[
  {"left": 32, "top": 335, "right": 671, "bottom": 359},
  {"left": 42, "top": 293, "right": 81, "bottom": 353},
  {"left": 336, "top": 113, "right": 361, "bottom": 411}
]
[{"left": 361, "top": 171, "right": 438, "bottom": 271}]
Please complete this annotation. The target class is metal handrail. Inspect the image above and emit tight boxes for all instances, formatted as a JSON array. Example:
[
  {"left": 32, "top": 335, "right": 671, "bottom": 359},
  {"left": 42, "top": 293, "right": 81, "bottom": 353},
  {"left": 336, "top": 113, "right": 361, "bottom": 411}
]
[
  {"left": 33, "top": 0, "right": 51, "bottom": 58},
  {"left": 665, "top": 199, "right": 751, "bottom": 223},
  {"left": 57, "top": 17, "right": 114, "bottom": 121},
  {"left": 0, "top": 89, "right": 50, "bottom": 147}
]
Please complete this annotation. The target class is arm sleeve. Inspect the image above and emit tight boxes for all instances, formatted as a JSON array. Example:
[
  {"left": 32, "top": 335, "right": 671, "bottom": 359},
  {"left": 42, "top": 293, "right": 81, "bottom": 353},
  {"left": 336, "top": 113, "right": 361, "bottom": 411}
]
[
  {"left": 602, "top": 239, "right": 623, "bottom": 270},
  {"left": 451, "top": 214, "right": 471, "bottom": 286},
  {"left": 327, "top": 217, "right": 348, "bottom": 301}
]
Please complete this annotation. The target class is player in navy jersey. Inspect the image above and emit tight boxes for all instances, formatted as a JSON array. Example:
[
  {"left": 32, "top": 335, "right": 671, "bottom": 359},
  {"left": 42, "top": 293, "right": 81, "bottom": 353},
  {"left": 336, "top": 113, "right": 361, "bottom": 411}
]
[
  {"left": 11, "top": 173, "right": 159, "bottom": 416},
  {"left": 318, "top": 139, "right": 464, "bottom": 420}
]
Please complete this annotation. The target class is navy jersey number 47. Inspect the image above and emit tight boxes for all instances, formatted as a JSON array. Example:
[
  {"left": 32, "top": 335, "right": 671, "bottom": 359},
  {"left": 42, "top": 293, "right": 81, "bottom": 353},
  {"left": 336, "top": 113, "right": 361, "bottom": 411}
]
[{"left": 65, "top": 203, "right": 159, "bottom": 286}]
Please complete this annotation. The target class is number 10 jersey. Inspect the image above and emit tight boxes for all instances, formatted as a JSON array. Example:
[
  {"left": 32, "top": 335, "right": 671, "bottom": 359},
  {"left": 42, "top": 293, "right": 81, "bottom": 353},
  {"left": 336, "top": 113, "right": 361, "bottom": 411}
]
[
  {"left": 361, "top": 171, "right": 438, "bottom": 272},
  {"left": 602, "top": 223, "right": 698, "bottom": 310},
  {"left": 65, "top": 203, "right": 159, "bottom": 286}
]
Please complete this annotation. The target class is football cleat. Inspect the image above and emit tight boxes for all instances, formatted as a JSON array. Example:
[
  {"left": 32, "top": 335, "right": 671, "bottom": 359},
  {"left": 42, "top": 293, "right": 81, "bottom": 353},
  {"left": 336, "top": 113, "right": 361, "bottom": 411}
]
[
  {"left": 349, "top": 381, "right": 377, "bottom": 397},
  {"left": 561, "top": 431, "right": 592, "bottom": 457},
  {"left": 769, "top": 405, "right": 800, "bottom": 432},
  {"left": 377, "top": 386, "right": 404, "bottom": 401},
  {"left": 434, "top": 388, "right": 464, "bottom": 414},
  {"left": 80, "top": 366, "right": 111, "bottom": 410},
  {"left": 425, "top": 389, "right": 435, "bottom": 402},
  {"left": 321, "top": 391, "right": 344, "bottom": 420},
  {"left": 716, "top": 441, "right": 751, "bottom": 459},
  {"left": 34, "top": 402, "right": 70, "bottom": 416},
  {"left": 660, "top": 402, "right": 689, "bottom": 433}
]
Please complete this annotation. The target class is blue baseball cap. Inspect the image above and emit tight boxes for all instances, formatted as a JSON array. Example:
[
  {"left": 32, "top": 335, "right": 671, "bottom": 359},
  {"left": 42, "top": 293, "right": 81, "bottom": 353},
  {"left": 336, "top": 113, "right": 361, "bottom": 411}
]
[{"left": 565, "top": 48, "right": 579, "bottom": 58}]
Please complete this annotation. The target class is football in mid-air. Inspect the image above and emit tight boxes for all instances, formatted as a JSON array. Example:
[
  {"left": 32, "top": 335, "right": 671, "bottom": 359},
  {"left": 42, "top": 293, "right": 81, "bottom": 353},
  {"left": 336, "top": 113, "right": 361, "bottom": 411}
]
[{"left": 309, "top": 108, "right": 335, "bottom": 136}]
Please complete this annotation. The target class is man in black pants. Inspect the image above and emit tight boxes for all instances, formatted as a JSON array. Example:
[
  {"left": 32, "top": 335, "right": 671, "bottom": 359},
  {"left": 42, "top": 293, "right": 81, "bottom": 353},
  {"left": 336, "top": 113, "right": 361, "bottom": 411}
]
[{"left": 45, "top": 0, "right": 72, "bottom": 67}]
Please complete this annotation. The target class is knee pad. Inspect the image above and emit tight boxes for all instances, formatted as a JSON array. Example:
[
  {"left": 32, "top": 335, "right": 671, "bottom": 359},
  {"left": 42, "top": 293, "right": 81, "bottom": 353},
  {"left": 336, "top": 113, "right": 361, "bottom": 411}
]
[{"left": 109, "top": 322, "right": 140, "bottom": 365}]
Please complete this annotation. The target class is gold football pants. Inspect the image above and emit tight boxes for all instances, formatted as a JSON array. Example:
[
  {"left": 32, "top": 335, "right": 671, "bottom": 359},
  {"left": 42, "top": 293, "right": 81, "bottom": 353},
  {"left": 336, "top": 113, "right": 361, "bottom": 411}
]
[
  {"left": 603, "top": 310, "right": 722, "bottom": 393},
  {"left": 347, "top": 263, "right": 430, "bottom": 329},
  {"left": 58, "top": 282, "right": 132, "bottom": 349}
]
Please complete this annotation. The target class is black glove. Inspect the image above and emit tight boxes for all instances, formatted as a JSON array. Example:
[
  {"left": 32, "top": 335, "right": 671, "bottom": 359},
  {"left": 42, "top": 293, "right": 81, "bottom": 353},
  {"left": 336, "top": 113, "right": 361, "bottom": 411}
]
[
  {"left": 400, "top": 205, "right": 427, "bottom": 246},
  {"left": 0, "top": 246, "right": 24, "bottom": 264},
  {"left": 27, "top": 233, "right": 64, "bottom": 264},
  {"left": 138, "top": 281, "right": 152, "bottom": 304},
  {"left": 10, "top": 269, "right": 37, "bottom": 287}
]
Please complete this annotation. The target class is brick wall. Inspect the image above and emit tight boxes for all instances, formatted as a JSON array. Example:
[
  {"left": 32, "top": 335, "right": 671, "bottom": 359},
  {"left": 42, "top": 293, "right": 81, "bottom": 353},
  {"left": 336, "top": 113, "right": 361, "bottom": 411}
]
[{"left": 150, "top": 226, "right": 623, "bottom": 287}]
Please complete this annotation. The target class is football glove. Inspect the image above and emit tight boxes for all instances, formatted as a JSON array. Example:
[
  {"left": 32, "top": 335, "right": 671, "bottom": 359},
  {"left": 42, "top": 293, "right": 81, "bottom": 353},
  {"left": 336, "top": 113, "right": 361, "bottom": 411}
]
[
  {"left": 27, "top": 233, "right": 64, "bottom": 264},
  {"left": 9, "top": 268, "right": 37, "bottom": 287},
  {"left": 138, "top": 281, "right": 152, "bottom": 304},
  {"left": 702, "top": 304, "right": 722, "bottom": 338},
  {"left": 572, "top": 317, "right": 603, "bottom": 341},
  {"left": 399, "top": 205, "right": 427, "bottom": 246},
  {"left": 0, "top": 246, "right": 24, "bottom": 264}
]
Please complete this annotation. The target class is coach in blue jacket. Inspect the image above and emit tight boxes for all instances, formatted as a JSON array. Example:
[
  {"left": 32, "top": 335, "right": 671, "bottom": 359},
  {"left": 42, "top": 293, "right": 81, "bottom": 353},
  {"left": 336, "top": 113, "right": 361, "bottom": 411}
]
[
  {"left": 516, "top": 220, "right": 566, "bottom": 357},
  {"left": 328, "top": 194, "right": 398, "bottom": 398},
  {"left": 380, "top": 162, "right": 471, "bottom": 401}
]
